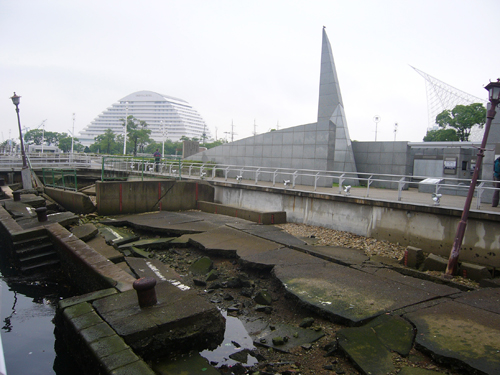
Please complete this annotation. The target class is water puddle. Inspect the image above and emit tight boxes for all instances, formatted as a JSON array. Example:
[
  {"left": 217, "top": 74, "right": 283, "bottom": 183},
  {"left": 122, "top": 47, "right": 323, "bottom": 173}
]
[{"left": 200, "top": 310, "right": 258, "bottom": 368}]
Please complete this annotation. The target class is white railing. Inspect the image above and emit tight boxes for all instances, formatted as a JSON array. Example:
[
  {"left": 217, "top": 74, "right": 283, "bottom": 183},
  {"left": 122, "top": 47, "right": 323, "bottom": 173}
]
[{"left": 0, "top": 153, "right": 103, "bottom": 170}]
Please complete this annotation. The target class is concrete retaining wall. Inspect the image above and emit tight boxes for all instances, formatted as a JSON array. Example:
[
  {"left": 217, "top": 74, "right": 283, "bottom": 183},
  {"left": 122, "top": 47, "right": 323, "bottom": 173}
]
[
  {"left": 44, "top": 186, "right": 96, "bottom": 214},
  {"left": 46, "top": 223, "right": 135, "bottom": 294},
  {"left": 197, "top": 200, "right": 286, "bottom": 224},
  {"left": 96, "top": 180, "right": 214, "bottom": 215},
  {"left": 214, "top": 184, "right": 500, "bottom": 269}
]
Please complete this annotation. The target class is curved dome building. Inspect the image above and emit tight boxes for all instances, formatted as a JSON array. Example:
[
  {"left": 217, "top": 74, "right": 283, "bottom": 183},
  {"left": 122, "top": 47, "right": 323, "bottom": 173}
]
[{"left": 78, "top": 90, "right": 210, "bottom": 146}]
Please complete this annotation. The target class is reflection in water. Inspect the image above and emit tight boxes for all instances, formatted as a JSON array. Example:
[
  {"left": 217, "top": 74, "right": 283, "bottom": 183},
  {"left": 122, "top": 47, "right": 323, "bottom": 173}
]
[
  {"left": 2, "top": 290, "right": 17, "bottom": 333},
  {"left": 200, "top": 310, "right": 258, "bottom": 368},
  {"left": 0, "top": 268, "right": 79, "bottom": 375}
]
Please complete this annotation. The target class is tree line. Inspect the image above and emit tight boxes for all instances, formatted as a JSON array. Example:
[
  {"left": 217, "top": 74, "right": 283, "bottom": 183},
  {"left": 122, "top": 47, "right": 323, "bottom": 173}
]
[{"left": 4, "top": 115, "right": 224, "bottom": 155}]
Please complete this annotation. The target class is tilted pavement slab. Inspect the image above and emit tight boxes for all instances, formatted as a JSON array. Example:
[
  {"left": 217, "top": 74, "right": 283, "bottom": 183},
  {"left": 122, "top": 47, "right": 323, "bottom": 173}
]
[
  {"left": 101, "top": 211, "right": 257, "bottom": 235},
  {"left": 188, "top": 226, "right": 283, "bottom": 258},
  {"left": 404, "top": 299, "right": 500, "bottom": 375},
  {"left": 125, "top": 257, "right": 186, "bottom": 289},
  {"left": 270, "top": 256, "right": 460, "bottom": 326}
]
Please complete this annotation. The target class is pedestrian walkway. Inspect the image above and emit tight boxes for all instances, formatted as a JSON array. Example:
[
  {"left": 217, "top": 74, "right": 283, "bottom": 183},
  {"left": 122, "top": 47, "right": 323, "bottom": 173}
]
[{"left": 102, "top": 210, "right": 500, "bottom": 375}]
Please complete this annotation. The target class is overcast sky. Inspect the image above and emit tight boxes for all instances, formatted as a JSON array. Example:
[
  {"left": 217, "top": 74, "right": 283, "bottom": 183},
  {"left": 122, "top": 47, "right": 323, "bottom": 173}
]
[{"left": 1, "top": 0, "right": 498, "bottom": 145}]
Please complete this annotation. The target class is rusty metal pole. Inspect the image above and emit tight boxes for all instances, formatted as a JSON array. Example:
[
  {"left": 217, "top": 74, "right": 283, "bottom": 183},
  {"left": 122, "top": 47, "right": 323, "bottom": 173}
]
[{"left": 445, "top": 82, "right": 500, "bottom": 276}]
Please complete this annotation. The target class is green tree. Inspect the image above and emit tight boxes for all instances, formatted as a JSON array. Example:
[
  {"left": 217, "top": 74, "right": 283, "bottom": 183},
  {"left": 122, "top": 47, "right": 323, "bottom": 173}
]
[
  {"left": 58, "top": 134, "right": 84, "bottom": 152},
  {"left": 92, "top": 129, "right": 118, "bottom": 155},
  {"left": 435, "top": 103, "right": 486, "bottom": 141},
  {"left": 24, "top": 129, "right": 44, "bottom": 145},
  {"left": 423, "top": 128, "right": 459, "bottom": 142},
  {"left": 123, "top": 116, "right": 152, "bottom": 156}
]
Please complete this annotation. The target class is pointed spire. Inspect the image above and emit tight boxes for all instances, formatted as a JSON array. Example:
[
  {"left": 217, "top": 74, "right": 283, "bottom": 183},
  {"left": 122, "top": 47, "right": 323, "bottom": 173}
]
[{"left": 317, "top": 28, "right": 357, "bottom": 176}]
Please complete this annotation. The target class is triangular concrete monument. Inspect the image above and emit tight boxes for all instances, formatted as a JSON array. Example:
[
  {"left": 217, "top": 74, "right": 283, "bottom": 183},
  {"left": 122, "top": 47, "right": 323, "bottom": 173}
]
[{"left": 317, "top": 27, "right": 358, "bottom": 175}]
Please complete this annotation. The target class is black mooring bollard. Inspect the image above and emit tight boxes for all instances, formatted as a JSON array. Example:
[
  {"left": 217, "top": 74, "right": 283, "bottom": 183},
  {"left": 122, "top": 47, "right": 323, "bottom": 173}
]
[
  {"left": 133, "top": 277, "right": 157, "bottom": 308},
  {"left": 13, "top": 191, "right": 21, "bottom": 201},
  {"left": 35, "top": 206, "right": 48, "bottom": 222}
]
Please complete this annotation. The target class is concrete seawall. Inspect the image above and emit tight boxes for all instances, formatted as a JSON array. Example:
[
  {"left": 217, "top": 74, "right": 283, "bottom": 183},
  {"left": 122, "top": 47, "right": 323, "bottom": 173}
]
[
  {"left": 213, "top": 182, "right": 500, "bottom": 269},
  {"left": 96, "top": 180, "right": 214, "bottom": 215}
]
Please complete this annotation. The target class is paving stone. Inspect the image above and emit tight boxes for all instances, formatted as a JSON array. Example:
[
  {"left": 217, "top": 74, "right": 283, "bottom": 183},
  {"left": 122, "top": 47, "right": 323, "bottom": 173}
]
[
  {"left": 58, "top": 288, "right": 117, "bottom": 310},
  {"left": 87, "top": 234, "right": 124, "bottom": 263},
  {"left": 402, "top": 246, "right": 425, "bottom": 269},
  {"left": 63, "top": 302, "right": 93, "bottom": 320},
  {"left": 405, "top": 300, "right": 500, "bottom": 375},
  {"left": 89, "top": 334, "right": 129, "bottom": 359},
  {"left": 99, "top": 348, "right": 140, "bottom": 373},
  {"left": 80, "top": 321, "right": 117, "bottom": 343},
  {"left": 109, "top": 357, "right": 156, "bottom": 375},
  {"left": 398, "top": 368, "right": 446, "bottom": 375},
  {"left": 337, "top": 324, "right": 395, "bottom": 374},
  {"left": 99, "top": 226, "right": 139, "bottom": 246},
  {"left": 152, "top": 352, "right": 220, "bottom": 375},
  {"left": 70, "top": 311, "right": 104, "bottom": 332},
  {"left": 126, "top": 257, "right": 181, "bottom": 283},
  {"left": 117, "top": 237, "right": 174, "bottom": 250}
]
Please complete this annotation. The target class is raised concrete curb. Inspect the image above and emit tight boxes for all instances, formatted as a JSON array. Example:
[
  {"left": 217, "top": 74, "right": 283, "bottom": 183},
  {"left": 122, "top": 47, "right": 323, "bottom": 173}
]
[{"left": 197, "top": 200, "right": 286, "bottom": 224}]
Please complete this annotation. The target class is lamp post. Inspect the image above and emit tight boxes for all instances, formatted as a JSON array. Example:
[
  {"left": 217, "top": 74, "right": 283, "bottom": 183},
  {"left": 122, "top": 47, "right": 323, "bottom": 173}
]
[
  {"left": 10, "top": 92, "right": 32, "bottom": 189},
  {"left": 161, "top": 120, "right": 165, "bottom": 157},
  {"left": 445, "top": 79, "right": 500, "bottom": 276},
  {"left": 123, "top": 103, "right": 128, "bottom": 155},
  {"left": 10, "top": 93, "right": 27, "bottom": 168}
]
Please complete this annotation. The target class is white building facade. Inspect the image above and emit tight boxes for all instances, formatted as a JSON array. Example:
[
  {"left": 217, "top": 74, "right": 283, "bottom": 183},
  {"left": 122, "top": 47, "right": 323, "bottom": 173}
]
[{"left": 78, "top": 90, "right": 210, "bottom": 146}]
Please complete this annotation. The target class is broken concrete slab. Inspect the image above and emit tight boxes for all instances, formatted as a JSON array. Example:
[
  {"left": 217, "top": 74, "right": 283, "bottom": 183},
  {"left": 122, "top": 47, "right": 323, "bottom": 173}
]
[
  {"left": 92, "top": 281, "right": 225, "bottom": 359},
  {"left": 273, "top": 259, "right": 457, "bottom": 326},
  {"left": 71, "top": 223, "right": 99, "bottom": 242},
  {"left": 189, "top": 226, "right": 283, "bottom": 258},
  {"left": 189, "top": 256, "right": 213, "bottom": 276},
  {"left": 405, "top": 300, "right": 500, "bottom": 375},
  {"left": 86, "top": 234, "right": 124, "bottom": 264},
  {"left": 98, "top": 226, "right": 140, "bottom": 246},
  {"left": 398, "top": 367, "right": 446, "bottom": 375},
  {"left": 402, "top": 246, "right": 425, "bottom": 269},
  {"left": 337, "top": 324, "right": 395, "bottom": 374},
  {"left": 242, "top": 227, "right": 306, "bottom": 247}
]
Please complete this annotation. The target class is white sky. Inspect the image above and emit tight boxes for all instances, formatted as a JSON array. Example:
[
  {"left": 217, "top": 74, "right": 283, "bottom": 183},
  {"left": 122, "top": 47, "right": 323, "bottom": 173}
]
[{"left": 1, "top": 0, "right": 498, "bottom": 144}]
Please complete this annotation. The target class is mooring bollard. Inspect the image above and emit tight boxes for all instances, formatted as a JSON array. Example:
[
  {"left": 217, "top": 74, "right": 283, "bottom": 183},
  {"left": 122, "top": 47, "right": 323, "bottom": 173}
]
[
  {"left": 13, "top": 191, "right": 21, "bottom": 201},
  {"left": 35, "top": 206, "right": 48, "bottom": 222},
  {"left": 133, "top": 277, "right": 157, "bottom": 308}
]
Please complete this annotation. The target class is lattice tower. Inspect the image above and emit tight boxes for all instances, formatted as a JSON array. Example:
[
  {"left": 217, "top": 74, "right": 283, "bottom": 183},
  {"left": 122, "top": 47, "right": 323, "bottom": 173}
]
[{"left": 411, "top": 66, "right": 488, "bottom": 142}]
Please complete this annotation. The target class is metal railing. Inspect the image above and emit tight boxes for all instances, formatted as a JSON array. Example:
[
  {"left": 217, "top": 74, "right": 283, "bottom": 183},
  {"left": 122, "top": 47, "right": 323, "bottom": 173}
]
[
  {"left": 0, "top": 153, "right": 102, "bottom": 170},
  {"left": 42, "top": 168, "right": 78, "bottom": 191},
  {"left": 101, "top": 156, "right": 182, "bottom": 181},
  {"left": 99, "top": 160, "right": 498, "bottom": 210}
]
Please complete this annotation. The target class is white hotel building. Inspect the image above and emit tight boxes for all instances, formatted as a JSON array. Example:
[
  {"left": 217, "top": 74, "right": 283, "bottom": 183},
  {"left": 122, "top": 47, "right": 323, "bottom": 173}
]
[{"left": 78, "top": 90, "right": 210, "bottom": 146}]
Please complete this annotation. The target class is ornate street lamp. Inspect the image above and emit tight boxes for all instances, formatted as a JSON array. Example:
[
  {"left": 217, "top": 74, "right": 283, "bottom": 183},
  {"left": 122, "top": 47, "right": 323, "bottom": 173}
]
[
  {"left": 445, "top": 80, "right": 500, "bottom": 276},
  {"left": 10, "top": 92, "right": 28, "bottom": 168}
]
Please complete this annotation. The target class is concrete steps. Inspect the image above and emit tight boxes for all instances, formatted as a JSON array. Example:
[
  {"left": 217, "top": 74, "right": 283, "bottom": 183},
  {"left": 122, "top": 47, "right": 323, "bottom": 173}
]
[{"left": 12, "top": 234, "right": 60, "bottom": 273}]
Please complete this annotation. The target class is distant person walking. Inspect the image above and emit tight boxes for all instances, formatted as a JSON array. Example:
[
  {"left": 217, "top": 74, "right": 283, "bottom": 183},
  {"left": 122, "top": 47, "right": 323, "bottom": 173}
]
[
  {"left": 153, "top": 149, "right": 161, "bottom": 172},
  {"left": 493, "top": 156, "right": 500, "bottom": 207}
]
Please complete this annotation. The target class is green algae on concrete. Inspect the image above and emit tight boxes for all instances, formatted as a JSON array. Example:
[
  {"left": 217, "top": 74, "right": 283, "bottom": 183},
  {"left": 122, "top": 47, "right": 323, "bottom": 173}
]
[
  {"left": 364, "top": 314, "right": 415, "bottom": 357},
  {"left": 337, "top": 325, "right": 395, "bottom": 375},
  {"left": 405, "top": 300, "right": 500, "bottom": 375}
]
